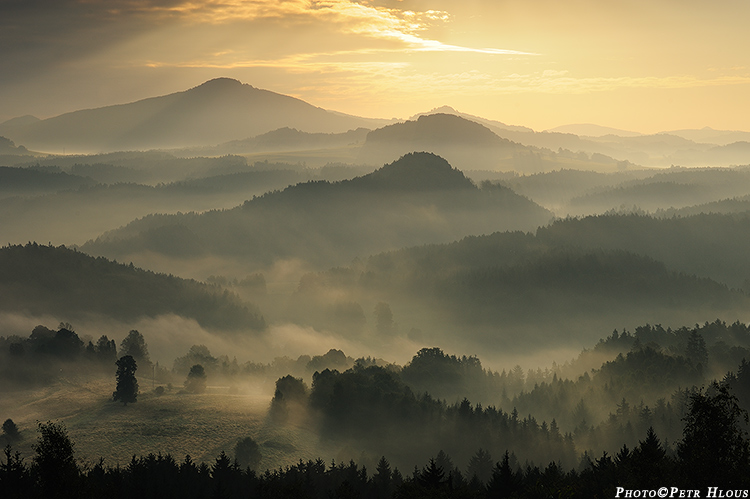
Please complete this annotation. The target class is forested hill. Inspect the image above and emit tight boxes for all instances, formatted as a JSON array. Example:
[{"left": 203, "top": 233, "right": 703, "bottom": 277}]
[
  {"left": 356, "top": 211, "right": 750, "bottom": 289},
  {"left": 360, "top": 211, "right": 750, "bottom": 288},
  {"left": 0, "top": 243, "right": 265, "bottom": 330},
  {"left": 344, "top": 152, "right": 475, "bottom": 191},
  {"left": 0, "top": 166, "right": 95, "bottom": 195},
  {"left": 291, "top": 212, "right": 750, "bottom": 349},
  {"left": 259, "top": 152, "right": 476, "bottom": 196},
  {"left": 82, "top": 153, "right": 552, "bottom": 267},
  {"left": 535, "top": 212, "right": 750, "bottom": 288}
]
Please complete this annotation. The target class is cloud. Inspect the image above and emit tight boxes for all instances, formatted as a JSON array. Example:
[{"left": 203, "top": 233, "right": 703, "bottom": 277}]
[{"left": 0, "top": 0, "right": 529, "bottom": 71}]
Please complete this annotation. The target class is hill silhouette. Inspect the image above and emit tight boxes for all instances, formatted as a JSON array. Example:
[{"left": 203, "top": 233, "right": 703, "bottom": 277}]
[
  {"left": 182, "top": 127, "right": 371, "bottom": 156},
  {"left": 346, "top": 151, "right": 474, "bottom": 191},
  {"left": 1, "top": 78, "right": 389, "bottom": 153},
  {"left": 410, "top": 105, "right": 534, "bottom": 133},
  {"left": 0, "top": 136, "right": 29, "bottom": 155},
  {"left": 358, "top": 114, "right": 627, "bottom": 173},
  {"left": 0, "top": 135, "right": 40, "bottom": 164},
  {"left": 82, "top": 153, "right": 552, "bottom": 267},
  {"left": 0, "top": 115, "right": 39, "bottom": 136},
  {"left": 359, "top": 114, "right": 522, "bottom": 170},
  {"left": 0, "top": 166, "right": 94, "bottom": 196},
  {"left": 0, "top": 243, "right": 265, "bottom": 330}
]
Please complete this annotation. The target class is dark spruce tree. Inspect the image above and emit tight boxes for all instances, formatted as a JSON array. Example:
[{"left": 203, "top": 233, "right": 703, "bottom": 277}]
[{"left": 113, "top": 355, "right": 138, "bottom": 405}]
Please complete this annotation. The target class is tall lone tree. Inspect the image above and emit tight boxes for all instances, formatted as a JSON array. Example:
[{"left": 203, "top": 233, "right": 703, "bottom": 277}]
[{"left": 113, "top": 355, "right": 138, "bottom": 405}]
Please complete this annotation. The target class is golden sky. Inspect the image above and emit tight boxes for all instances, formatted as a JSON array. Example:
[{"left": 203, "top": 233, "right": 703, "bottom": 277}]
[{"left": 1, "top": 0, "right": 749, "bottom": 133}]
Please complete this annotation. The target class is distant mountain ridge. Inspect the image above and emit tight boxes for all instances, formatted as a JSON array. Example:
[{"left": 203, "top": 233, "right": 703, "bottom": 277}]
[
  {"left": 0, "top": 78, "right": 390, "bottom": 153},
  {"left": 3, "top": 77, "right": 748, "bottom": 166},
  {"left": 546, "top": 123, "right": 643, "bottom": 138},
  {"left": 178, "top": 127, "right": 371, "bottom": 156}
]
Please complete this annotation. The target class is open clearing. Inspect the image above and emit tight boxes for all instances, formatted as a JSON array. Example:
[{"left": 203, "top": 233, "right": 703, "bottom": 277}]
[{"left": 1, "top": 375, "right": 327, "bottom": 471}]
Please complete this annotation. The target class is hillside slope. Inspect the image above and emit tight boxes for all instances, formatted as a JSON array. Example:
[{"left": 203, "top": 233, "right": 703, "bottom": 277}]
[{"left": 0, "top": 243, "right": 265, "bottom": 330}]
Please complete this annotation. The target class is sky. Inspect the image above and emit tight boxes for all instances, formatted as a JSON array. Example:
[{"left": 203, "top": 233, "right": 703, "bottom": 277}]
[{"left": 1, "top": 0, "right": 749, "bottom": 134}]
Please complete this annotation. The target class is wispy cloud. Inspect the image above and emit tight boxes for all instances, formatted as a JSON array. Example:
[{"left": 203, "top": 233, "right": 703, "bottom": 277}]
[{"left": 128, "top": 0, "right": 532, "bottom": 56}]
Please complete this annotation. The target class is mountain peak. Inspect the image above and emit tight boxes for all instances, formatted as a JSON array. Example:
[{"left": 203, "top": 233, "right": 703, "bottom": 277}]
[
  {"left": 192, "top": 77, "right": 245, "bottom": 90},
  {"left": 2, "top": 78, "right": 385, "bottom": 152},
  {"left": 409, "top": 106, "right": 459, "bottom": 119},
  {"left": 353, "top": 152, "right": 475, "bottom": 191},
  {"left": 187, "top": 78, "right": 248, "bottom": 96},
  {"left": 369, "top": 113, "right": 507, "bottom": 145}
]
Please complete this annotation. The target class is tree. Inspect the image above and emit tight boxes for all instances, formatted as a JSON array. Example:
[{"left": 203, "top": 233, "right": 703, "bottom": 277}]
[
  {"left": 0, "top": 444, "right": 32, "bottom": 498},
  {"left": 466, "top": 448, "right": 493, "bottom": 484},
  {"left": 417, "top": 458, "right": 446, "bottom": 490},
  {"left": 373, "top": 456, "right": 394, "bottom": 499},
  {"left": 233, "top": 436, "right": 261, "bottom": 470},
  {"left": 685, "top": 330, "right": 708, "bottom": 369},
  {"left": 184, "top": 364, "right": 207, "bottom": 394},
  {"left": 269, "top": 375, "right": 308, "bottom": 421},
  {"left": 113, "top": 355, "right": 138, "bottom": 405},
  {"left": 51, "top": 327, "right": 83, "bottom": 360},
  {"left": 174, "top": 345, "right": 217, "bottom": 375},
  {"left": 94, "top": 335, "right": 117, "bottom": 365},
  {"left": 374, "top": 302, "right": 395, "bottom": 335},
  {"left": 32, "top": 421, "right": 79, "bottom": 498},
  {"left": 119, "top": 330, "right": 151, "bottom": 368},
  {"left": 632, "top": 427, "right": 670, "bottom": 487},
  {"left": 2, "top": 419, "right": 20, "bottom": 442},
  {"left": 486, "top": 451, "right": 521, "bottom": 499},
  {"left": 677, "top": 382, "right": 750, "bottom": 488}
]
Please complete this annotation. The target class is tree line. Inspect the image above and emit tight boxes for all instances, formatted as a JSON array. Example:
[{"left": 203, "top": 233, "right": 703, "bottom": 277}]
[{"left": 2, "top": 381, "right": 748, "bottom": 498}]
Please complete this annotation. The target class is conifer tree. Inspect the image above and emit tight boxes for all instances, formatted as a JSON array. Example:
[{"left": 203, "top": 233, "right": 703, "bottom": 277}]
[{"left": 113, "top": 355, "right": 138, "bottom": 405}]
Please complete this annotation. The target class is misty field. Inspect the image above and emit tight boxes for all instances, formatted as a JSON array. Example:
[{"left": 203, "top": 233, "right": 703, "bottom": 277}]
[{"left": 1, "top": 374, "right": 326, "bottom": 471}]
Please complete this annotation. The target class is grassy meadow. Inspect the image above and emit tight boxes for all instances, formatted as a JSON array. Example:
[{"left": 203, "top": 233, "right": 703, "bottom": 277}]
[{"left": 1, "top": 374, "right": 328, "bottom": 471}]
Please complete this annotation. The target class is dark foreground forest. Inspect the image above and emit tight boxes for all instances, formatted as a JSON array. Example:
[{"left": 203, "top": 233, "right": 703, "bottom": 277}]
[
  {"left": 1, "top": 380, "right": 749, "bottom": 499},
  {"left": 2, "top": 320, "right": 750, "bottom": 498}
]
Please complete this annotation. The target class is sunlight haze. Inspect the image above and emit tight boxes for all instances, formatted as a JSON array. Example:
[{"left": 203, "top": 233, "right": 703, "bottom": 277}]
[{"left": 2, "top": 0, "right": 749, "bottom": 133}]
